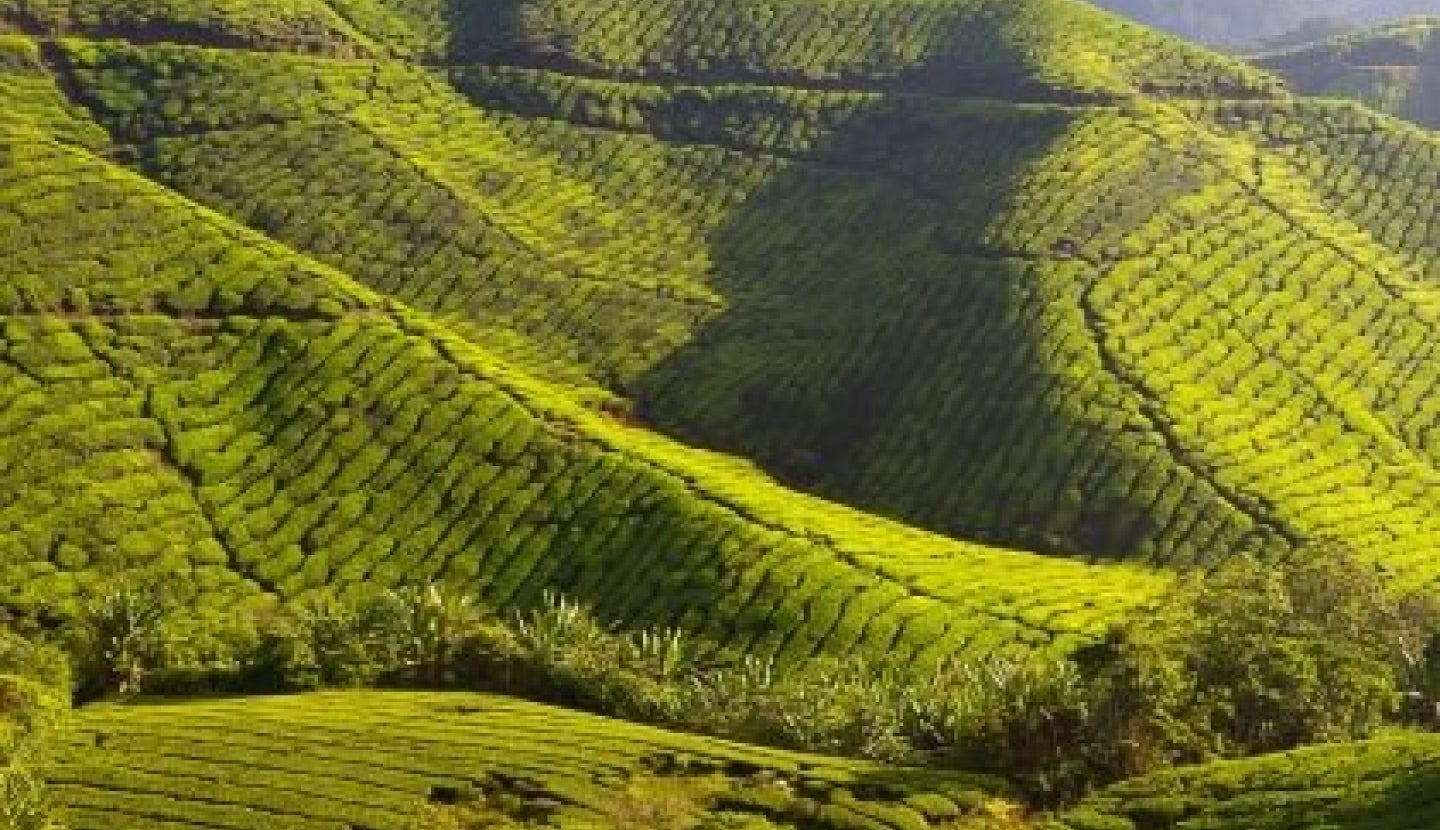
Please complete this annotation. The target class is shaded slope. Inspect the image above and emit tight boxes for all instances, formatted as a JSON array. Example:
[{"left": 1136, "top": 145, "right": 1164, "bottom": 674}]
[
  {"left": 51, "top": 692, "right": 1003, "bottom": 830},
  {"left": 0, "top": 55, "right": 1158, "bottom": 666},
  {"left": 1259, "top": 17, "right": 1440, "bottom": 128},
  {"left": 1054, "top": 731, "right": 1440, "bottom": 830}
]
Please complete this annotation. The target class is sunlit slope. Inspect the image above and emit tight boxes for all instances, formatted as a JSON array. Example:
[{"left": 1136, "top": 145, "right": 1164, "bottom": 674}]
[
  {"left": 47, "top": 30, "right": 1440, "bottom": 579},
  {"left": 0, "top": 57, "right": 1159, "bottom": 664},
  {"left": 1054, "top": 732, "right": 1440, "bottom": 830},
  {"left": 0, "top": 0, "right": 381, "bottom": 55},
  {"left": 51, "top": 692, "right": 1003, "bottom": 830},
  {"left": 1260, "top": 18, "right": 1440, "bottom": 128},
  {"left": 324, "top": 0, "right": 1282, "bottom": 97}
]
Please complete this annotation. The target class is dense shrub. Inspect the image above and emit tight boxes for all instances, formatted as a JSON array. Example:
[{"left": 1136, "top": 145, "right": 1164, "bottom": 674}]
[
  {"left": 0, "top": 636, "right": 70, "bottom": 830},
  {"left": 28, "top": 544, "right": 1440, "bottom": 807},
  {"left": 1094, "top": 546, "right": 1417, "bottom": 765}
]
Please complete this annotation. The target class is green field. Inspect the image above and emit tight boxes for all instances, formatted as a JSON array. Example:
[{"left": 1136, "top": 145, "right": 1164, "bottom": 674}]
[
  {"left": 1054, "top": 732, "right": 1440, "bottom": 830},
  {"left": 1259, "top": 18, "right": 1440, "bottom": 128},
  {"left": 48, "top": 691, "right": 1004, "bottom": 830}
]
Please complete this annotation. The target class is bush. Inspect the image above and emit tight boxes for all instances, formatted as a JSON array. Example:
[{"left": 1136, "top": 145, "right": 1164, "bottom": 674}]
[{"left": 1091, "top": 544, "right": 1413, "bottom": 767}]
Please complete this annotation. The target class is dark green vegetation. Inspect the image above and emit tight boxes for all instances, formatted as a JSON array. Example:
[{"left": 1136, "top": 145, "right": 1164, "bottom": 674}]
[
  {"left": 0, "top": 0, "right": 1438, "bottom": 826},
  {"left": 1259, "top": 17, "right": 1440, "bottom": 128},
  {"left": 1053, "top": 732, "right": 1440, "bottom": 830},
  {"left": 1092, "top": 0, "right": 1440, "bottom": 48}
]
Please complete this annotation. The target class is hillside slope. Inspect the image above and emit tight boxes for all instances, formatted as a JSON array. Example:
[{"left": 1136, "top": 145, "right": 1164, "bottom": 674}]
[
  {"left": 49, "top": 691, "right": 1004, "bottom": 830},
  {"left": 1260, "top": 17, "right": 1440, "bottom": 127},
  {"left": 0, "top": 36, "right": 1160, "bottom": 668},
  {"left": 0, "top": 0, "right": 1437, "bottom": 668},
  {"left": 1091, "top": 0, "right": 1440, "bottom": 47},
  {"left": 1054, "top": 731, "right": 1440, "bottom": 830}
]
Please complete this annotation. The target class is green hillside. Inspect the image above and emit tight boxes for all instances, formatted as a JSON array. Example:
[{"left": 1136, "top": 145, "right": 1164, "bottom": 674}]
[
  {"left": 38, "top": 35, "right": 1440, "bottom": 572},
  {"left": 1259, "top": 17, "right": 1440, "bottom": 127},
  {"left": 48, "top": 691, "right": 1005, "bottom": 830},
  {"left": 0, "top": 0, "right": 1436, "bottom": 650},
  {"left": 1, "top": 1, "right": 1438, "bottom": 827},
  {"left": 0, "top": 32, "right": 1165, "bottom": 670},
  {"left": 1054, "top": 732, "right": 1440, "bottom": 830}
]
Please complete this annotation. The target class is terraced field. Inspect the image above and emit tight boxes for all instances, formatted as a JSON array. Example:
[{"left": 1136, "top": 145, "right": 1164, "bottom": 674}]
[
  {"left": 1260, "top": 18, "right": 1440, "bottom": 128},
  {"left": 1054, "top": 732, "right": 1440, "bottom": 830},
  {"left": 48, "top": 691, "right": 1004, "bottom": 830}
]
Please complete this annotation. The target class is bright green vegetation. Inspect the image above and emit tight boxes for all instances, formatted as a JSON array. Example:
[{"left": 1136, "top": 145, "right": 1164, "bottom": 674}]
[
  {"left": 0, "top": 36, "right": 1162, "bottom": 669},
  {"left": 0, "top": 0, "right": 378, "bottom": 55},
  {"left": 1053, "top": 732, "right": 1440, "bottom": 830},
  {"left": 42, "top": 31, "right": 1440, "bottom": 577},
  {"left": 48, "top": 691, "right": 1006, "bottom": 830},
  {"left": 1259, "top": 18, "right": 1440, "bottom": 128},
  {"left": 1, "top": 0, "right": 1439, "bottom": 824},
  {"left": 0, "top": 0, "right": 1436, "bottom": 652}
]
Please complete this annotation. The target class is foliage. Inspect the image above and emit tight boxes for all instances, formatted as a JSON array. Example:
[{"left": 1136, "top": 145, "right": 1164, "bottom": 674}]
[
  {"left": 0, "top": 645, "right": 70, "bottom": 830},
  {"left": 1096, "top": 546, "right": 1410, "bottom": 764},
  {"left": 1054, "top": 731, "right": 1440, "bottom": 830}
]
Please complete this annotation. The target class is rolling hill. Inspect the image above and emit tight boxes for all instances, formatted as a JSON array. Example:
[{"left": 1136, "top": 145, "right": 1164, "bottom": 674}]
[
  {"left": 0, "top": 1, "right": 1435, "bottom": 828},
  {"left": 0, "top": 0, "right": 1435, "bottom": 669},
  {"left": 1259, "top": 17, "right": 1440, "bottom": 127}
]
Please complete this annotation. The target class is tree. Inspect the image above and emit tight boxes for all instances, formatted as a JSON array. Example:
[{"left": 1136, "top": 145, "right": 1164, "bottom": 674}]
[
  {"left": 74, "top": 579, "right": 174, "bottom": 699},
  {"left": 1101, "top": 544, "right": 1404, "bottom": 763},
  {"left": 391, "top": 584, "right": 487, "bottom": 687}
]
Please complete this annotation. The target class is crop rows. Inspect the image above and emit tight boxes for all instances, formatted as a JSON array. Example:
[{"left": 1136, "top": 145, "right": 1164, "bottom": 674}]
[
  {"left": 1080, "top": 104, "right": 1440, "bottom": 584},
  {"left": 435, "top": 0, "right": 1279, "bottom": 99},
  {"left": 47, "top": 40, "right": 1440, "bottom": 576},
  {"left": 0, "top": 43, "right": 1165, "bottom": 663},
  {"left": 50, "top": 692, "right": 999, "bottom": 830},
  {"left": 0, "top": 0, "right": 374, "bottom": 55},
  {"left": 0, "top": 317, "right": 250, "bottom": 610},
  {"left": 49, "top": 43, "right": 1269, "bottom": 563},
  {"left": 1188, "top": 99, "right": 1439, "bottom": 282},
  {"left": 1056, "top": 731, "right": 1440, "bottom": 830},
  {"left": 143, "top": 312, "right": 1154, "bottom": 664}
]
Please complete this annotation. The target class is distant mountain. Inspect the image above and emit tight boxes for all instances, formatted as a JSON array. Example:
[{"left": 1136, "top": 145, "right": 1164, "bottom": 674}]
[
  {"left": 1092, "top": 0, "right": 1440, "bottom": 46},
  {"left": 1260, "top": 17, "right": 1440, "bottom": 127}
]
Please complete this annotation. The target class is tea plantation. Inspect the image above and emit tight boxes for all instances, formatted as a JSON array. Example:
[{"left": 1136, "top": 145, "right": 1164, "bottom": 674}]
[
  {"left": 0, "top": 0, "right": 1438, "bottom": 824},
  {"left": 48, "top": 691, "right": 1006, "bottom": 830},
  {"left": 1054, "top": 732, "right": 1440, "bottom": 830},
  {"left": 1260, "top": 17, "right": 1440, "bottom": 128},
  {"left": 0, "top": 34, "right": 1165, "bottom": 669},
  {"left": 0, "top": 0, "right": 1436, "bottom": 639}
]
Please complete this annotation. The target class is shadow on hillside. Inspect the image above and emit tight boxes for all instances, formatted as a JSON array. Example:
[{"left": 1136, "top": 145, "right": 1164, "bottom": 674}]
[
  {"left": 427, "top": 3, "right": 1208, "bottom": 562},
  {"left": 615, "top": 96, "right": 1184, "bottom": 561}
]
